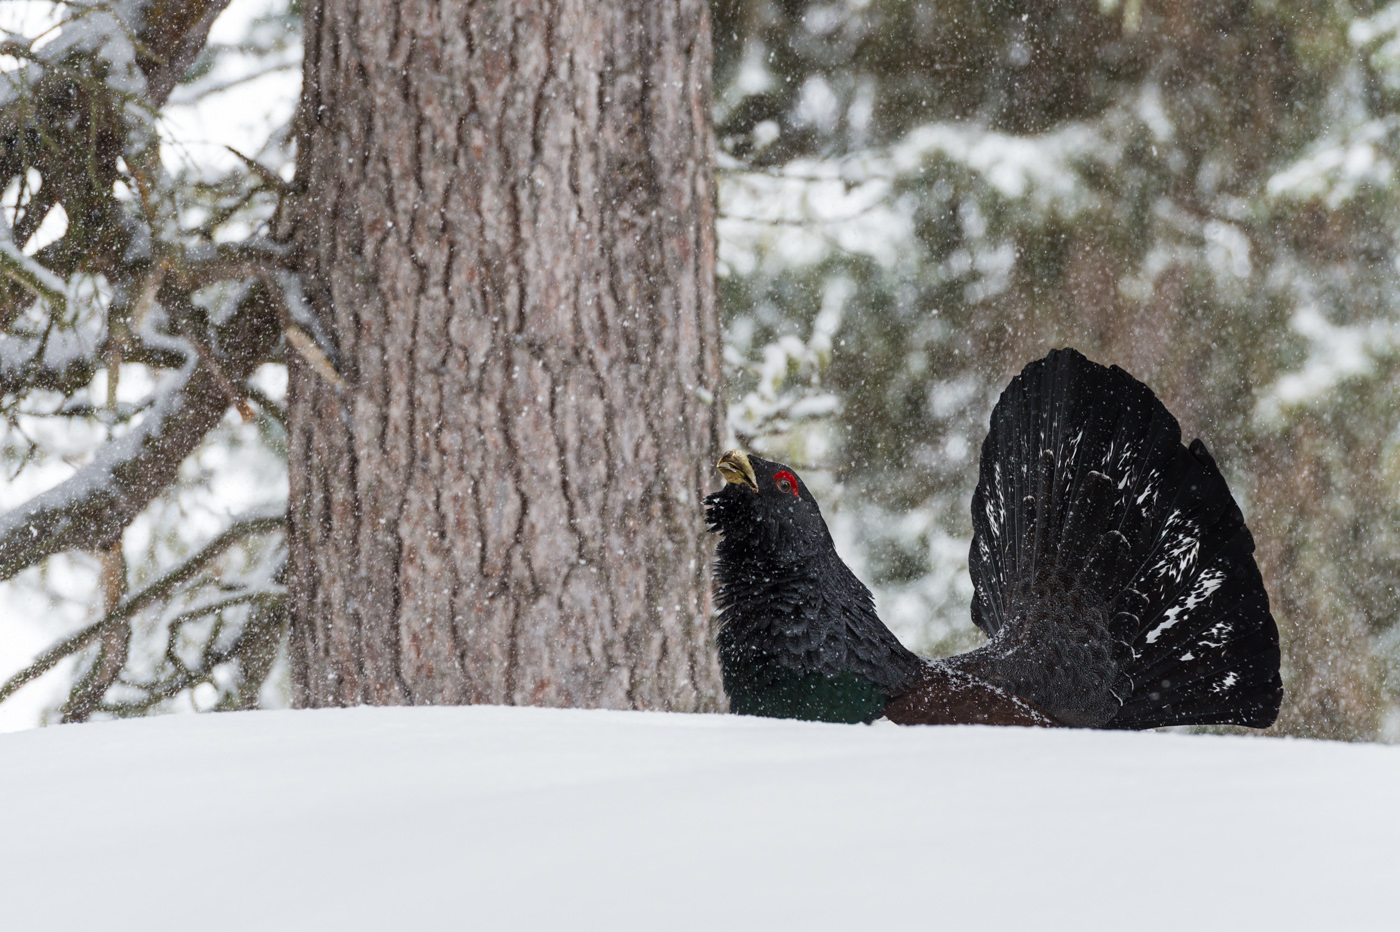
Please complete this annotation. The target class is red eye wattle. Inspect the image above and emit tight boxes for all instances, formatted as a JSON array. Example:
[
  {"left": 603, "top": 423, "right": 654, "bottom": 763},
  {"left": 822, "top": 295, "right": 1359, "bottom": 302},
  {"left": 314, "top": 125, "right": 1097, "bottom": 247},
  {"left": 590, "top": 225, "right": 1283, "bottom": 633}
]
[{"left": 773, "top": 470, "right": 799, "bottom": 497}]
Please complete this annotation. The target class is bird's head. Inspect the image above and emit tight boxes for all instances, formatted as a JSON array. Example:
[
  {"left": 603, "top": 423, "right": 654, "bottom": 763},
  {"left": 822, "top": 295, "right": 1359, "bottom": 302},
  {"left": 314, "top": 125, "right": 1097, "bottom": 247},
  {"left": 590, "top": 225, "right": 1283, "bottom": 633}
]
[{"left": 703, "top": 450, "right": 833, "bottom": 560}]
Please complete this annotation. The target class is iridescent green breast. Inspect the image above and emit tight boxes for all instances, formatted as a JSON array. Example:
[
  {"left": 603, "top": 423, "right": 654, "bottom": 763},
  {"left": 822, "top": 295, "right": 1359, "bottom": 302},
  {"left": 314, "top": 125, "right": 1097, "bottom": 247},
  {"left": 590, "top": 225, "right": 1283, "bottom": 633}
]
[{"left": 722, "top": 667, "right": 886, "bottom": 724}]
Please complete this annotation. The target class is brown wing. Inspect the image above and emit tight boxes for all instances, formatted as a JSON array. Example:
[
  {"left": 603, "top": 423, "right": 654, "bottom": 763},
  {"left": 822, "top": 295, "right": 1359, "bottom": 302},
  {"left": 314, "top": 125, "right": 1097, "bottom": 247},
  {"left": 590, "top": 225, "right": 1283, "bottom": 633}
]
[{"left": 882, "top": 665, "right": 1060, "bottom": 727}]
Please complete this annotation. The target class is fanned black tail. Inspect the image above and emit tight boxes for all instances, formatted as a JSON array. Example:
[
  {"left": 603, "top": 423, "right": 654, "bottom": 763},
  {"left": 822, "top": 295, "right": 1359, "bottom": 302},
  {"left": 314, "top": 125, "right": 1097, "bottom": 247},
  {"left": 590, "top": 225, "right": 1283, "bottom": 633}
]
[{"left": 969, "top": 348, "right": 1282, "bottom": 729}]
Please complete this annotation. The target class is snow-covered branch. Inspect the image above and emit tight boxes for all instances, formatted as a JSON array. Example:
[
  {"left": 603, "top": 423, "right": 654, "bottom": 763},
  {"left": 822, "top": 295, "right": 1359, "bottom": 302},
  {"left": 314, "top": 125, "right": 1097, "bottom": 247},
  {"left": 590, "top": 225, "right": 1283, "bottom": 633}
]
[
  {"left": 0, "top": 0, "right": 240, "bottom": 303},
  {"left": 0, "top": 509, "right": 285, "bottom": 707},
  {"left": 0, "top": 232, "right": 67, "bottom": 311},
  {"left": 128, "top": 1, "right": 235, "bottom": 107},
  {"left": 0, "top": 287, "right": 282, "bottom": 580},
  {"left": 0, "top": 324, "right": 102, "bottom": 398}
]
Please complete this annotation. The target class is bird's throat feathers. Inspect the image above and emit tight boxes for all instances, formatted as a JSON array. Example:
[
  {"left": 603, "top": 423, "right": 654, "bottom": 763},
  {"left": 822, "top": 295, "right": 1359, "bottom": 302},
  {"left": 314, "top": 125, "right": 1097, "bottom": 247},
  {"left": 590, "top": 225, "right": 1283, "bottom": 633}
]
[{"left": 705, "top": 475, "right": 924, "bottom": 722}]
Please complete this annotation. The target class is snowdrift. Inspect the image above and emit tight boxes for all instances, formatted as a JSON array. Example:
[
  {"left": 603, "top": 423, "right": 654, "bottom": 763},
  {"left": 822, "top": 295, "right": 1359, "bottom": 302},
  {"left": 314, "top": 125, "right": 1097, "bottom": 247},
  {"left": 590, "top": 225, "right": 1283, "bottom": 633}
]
[{"left": 1, "top": 706, "right": 1396, "bottom": 930}]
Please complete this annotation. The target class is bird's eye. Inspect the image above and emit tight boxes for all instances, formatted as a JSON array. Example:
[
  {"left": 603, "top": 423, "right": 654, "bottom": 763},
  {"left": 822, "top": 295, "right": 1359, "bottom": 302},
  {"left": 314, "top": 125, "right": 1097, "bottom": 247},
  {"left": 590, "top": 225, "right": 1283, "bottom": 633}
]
[{"left": 773, "top": 470, "right": 799, "bottom": 497}]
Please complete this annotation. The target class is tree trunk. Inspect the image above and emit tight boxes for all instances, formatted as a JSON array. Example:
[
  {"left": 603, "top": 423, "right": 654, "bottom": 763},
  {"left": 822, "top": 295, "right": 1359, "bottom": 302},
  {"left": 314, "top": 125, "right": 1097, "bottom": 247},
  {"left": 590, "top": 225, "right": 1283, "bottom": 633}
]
[{"left": 288, "top": 0, "right": 724, "bottom": 710}]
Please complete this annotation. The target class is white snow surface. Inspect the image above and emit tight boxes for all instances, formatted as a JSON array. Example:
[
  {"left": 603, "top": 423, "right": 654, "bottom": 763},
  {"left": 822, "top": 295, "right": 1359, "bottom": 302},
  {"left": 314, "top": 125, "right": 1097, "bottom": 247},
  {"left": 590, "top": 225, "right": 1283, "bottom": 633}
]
[{"left": 1, "top": 705, "right": 1396, "bottom": 931}]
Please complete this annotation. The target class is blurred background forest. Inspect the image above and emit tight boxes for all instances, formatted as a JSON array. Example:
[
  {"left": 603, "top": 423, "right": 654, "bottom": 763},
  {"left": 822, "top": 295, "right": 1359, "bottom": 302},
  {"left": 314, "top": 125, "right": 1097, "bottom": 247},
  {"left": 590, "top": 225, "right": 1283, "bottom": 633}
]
[
  {"left": 712, "top": 0, "right": 1400, "bottom": 742},
  {"left": 2, "top": 0, "right": 1398, "bottom": 740}
]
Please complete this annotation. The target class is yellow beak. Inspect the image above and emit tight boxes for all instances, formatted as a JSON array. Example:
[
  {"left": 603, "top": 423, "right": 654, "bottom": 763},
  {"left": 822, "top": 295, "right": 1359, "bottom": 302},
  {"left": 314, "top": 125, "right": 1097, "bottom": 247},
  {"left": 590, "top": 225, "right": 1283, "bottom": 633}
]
[{"left": 716, "top": 450, "right": 759, "bottom": 492}]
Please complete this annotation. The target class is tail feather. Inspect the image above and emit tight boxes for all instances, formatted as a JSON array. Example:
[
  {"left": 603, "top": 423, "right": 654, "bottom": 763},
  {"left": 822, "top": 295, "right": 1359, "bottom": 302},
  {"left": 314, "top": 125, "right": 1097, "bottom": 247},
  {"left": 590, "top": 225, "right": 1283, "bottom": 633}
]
[{"left": 969, "top": 348, "right": 1282, "bottom": 729}]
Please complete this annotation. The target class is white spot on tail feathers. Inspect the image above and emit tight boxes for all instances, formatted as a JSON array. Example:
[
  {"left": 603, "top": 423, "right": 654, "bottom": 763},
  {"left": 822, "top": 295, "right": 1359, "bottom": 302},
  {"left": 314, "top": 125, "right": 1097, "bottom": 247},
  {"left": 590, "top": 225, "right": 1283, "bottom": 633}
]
[
  {"left": 1211, "top": 671, "right": 1239, "bottom": 694},
  {"left": 1151, "top": 510, "right": 1200, "bottom": 582},
  {"left": 1144, "top": 568, "right": 1227, "bottom": 644},
  {"left": 1068, "top": 428, "right": 1084, "bottom": 465},
  {"left": 985, "top": 463, "right": 1004, "bottom": 539},
  {"left": 1197, "top": 619, "right": 1232, "bottom": 649}
]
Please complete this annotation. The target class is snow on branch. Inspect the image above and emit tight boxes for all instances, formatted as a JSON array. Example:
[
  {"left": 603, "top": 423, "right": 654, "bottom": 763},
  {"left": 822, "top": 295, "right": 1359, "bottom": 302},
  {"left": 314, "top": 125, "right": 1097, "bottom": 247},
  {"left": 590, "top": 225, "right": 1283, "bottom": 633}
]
[
  {"left": 0, "top": 285, "right": 282, "bottom": 581},
  {"left": 0, "top": 318, "right": 103, "bottom": 398},
  {"left": 0, "top": 232, "right": 67, "bottom": 311},
  {"left": 0, "top": 0, "right": 243, "bottom": 365},
  {"left": 9, "top": 1, "right": 233, "bottom": 110},
  {"left": 0, "top": 509, "right": 285, "bottom": 707},
  {"left": 127, "top": 0, "right": 233, "bottom": 107}
]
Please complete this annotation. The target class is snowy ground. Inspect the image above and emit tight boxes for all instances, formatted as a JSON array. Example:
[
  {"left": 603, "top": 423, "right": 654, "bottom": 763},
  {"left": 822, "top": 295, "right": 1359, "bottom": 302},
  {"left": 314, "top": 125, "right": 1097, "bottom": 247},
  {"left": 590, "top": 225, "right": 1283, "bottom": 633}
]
[{"left": 1, "top": 707, "right": 1396, "bottom": 931}]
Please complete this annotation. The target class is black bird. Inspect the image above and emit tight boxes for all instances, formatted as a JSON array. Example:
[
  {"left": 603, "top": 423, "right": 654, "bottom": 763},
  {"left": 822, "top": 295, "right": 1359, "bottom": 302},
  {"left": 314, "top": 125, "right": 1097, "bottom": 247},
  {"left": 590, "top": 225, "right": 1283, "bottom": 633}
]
[{"left": 704, "top": 348, "right": 1283, "bottom": 728}]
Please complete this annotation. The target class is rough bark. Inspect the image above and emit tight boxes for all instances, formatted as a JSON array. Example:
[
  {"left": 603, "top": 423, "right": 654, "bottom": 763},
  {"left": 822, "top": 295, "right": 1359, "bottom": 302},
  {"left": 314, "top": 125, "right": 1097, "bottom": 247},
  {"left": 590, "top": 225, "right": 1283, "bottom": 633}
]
[{"left": 289, "top": 0, "right": 725, "bottom": 710}]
